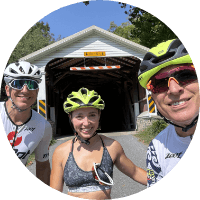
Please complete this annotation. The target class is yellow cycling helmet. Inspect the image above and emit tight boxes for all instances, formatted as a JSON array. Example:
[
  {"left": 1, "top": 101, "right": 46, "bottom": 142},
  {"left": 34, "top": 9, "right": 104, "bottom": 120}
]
[
  {"left": 138, "top": 39, "right": 193, "bottom": 88},
  {"left": 63, "top": 87, "right": 105, "bottom": 114}
]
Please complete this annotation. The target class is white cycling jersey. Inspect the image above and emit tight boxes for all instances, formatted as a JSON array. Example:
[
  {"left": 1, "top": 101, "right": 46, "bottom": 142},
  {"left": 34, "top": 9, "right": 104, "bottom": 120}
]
[
  {"left": 0, "top": 102, "right": 52, "bottom": 165},
  {"left": 146, "top": 124, "right": 191, "bottom": 187}
]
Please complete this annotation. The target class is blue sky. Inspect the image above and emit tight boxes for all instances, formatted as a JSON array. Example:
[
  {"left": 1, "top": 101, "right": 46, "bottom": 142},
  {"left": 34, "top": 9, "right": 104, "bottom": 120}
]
[{"left": 40, "top": 1, "right": 133, "bottom": 40}]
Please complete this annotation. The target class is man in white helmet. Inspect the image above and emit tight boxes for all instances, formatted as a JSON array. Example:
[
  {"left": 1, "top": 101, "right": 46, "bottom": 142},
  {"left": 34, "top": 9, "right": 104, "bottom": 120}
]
[{"left": 1, "top": 61, "right": 52, "bottom": 185}]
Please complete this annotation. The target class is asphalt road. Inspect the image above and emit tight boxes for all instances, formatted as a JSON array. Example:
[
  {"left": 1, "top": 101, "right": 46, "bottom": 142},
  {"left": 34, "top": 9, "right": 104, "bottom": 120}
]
[{"left": 27, "top": 132, "right": 147, "bottom": 199}]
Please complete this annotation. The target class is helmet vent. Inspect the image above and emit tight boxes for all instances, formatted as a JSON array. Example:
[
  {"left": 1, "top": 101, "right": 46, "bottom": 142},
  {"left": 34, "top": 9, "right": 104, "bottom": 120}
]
[
  {"left": 65, "top": 103, "right": 73, "bottom": 108},
  {"left": 152, "top": 52, "right": 175, "bottom": 64},
  {"left": 88, "top": 96, "right": 99, "bottom": 104},
  {"left": 68, "top": 94, "right": 74, "bottom": 98},
  {"left": 15, "top": 61, "right": 19, "bottom": 66},
  {"left": 28, "top": 67, "right": 33, "bottom": 74},
  {"left": 10, "top": 69, "right": 18, "bottom": 74},
  {"left": 81, "top": 88, "right": 87, "bottom": 95},
  {"left": 19, "top": 66, "right": 25, "bottom": 74},
  {"left": 34, "top": 70, "right": 40, "bottom": 75},
  {"left": 71, "top": 98, "right": 84, "bottom": 105},
  {"left": 182, "top": 48, "right": 187, "bottom": 54},
  {"left": 99, "top": 100, "right": 104, "bottom": 105}
]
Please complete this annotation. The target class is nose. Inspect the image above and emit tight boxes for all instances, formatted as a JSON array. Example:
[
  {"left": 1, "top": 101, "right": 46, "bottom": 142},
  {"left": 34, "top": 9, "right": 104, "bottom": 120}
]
[
  {"left": 21, "top": 85, "right": 29, "bottom": 92},
  {"left": 82, "top": 116, "right": 90, "bottom": 126},
  {"left": 167, "top": 77, "right": 183, "bottom": 95}
]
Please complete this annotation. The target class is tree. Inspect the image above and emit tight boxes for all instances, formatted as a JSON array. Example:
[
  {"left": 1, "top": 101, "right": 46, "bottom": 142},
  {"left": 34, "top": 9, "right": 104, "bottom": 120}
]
[
  {"left": 83, "top": 1, "right": 89, "bottom": 6},
  {"left": 119, "top": 3, "right": 177, "bottom": 48},
  {"left": 8, "top": 21, "right": 56, "bottom": 64},
  {"left": 107, "top": 21, "right": 140, "bottom": 44}
]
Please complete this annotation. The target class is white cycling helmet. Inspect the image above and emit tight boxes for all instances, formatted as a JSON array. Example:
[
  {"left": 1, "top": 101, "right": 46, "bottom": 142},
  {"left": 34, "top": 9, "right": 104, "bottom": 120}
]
[{"left": 4, "top": 61, "right": 42, "bottom": 84}]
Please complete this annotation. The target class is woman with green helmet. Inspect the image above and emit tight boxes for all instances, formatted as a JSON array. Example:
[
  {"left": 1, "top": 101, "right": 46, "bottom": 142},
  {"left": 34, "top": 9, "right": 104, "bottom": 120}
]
[
  {"left": 50, "top": 87, "right": 147, "bottom": 199},
  {"left": 138, "top": 39, "right": 199, "bottom": 187}
]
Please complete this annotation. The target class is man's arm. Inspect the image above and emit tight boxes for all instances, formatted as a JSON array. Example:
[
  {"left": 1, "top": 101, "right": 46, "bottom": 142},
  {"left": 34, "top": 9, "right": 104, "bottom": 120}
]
[
  {"left": 36, "top": 160, "right": 51, "bottom": 185},
  {"left": 114, "top": 141, "right": 147, "bottom": 185},
  {"left": 146, "top": 141, "right": 163, "bottom": 187},
  {"left": 34, "top": 121, "right": 52, "bottom": 185}
]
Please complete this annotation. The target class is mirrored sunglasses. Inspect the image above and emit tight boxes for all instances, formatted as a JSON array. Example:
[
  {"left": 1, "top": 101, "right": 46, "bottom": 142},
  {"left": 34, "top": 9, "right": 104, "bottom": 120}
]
[
  {"left": 92, "top": 163, "right": 114, "bottom": 186},
  {"left": 147, "top": 65, "right": 197, "bottom": 94},
  {"left": 9, "top": 79, "right": 39, "bottom": 90}
]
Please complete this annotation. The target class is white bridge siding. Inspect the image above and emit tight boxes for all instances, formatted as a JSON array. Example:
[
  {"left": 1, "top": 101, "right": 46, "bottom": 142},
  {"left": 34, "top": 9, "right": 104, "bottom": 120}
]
[{"left": 29, "top": 34, "right": 145, "bottom": 69}]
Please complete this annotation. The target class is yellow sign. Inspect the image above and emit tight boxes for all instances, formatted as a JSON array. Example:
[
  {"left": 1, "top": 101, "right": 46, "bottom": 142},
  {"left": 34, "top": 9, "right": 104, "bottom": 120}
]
[{"left": 84, "top": 51, "right": 106, "bottom": 57}]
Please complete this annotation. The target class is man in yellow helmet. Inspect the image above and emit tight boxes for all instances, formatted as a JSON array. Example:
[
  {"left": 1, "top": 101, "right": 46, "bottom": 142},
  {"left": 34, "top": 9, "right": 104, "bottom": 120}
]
[{"left": 138, "top": 39, "right": 199, "bottom": 187}]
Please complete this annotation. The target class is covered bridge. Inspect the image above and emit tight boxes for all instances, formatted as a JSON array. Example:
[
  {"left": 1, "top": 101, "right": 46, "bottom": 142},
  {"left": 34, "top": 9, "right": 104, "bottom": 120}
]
[{"left": 19, "top": 25, "right": 155, "bottom": 136}]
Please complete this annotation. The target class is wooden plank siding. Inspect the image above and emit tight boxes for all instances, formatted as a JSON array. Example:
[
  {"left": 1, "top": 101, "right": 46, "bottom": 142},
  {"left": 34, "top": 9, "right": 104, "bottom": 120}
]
[{"left": 27, "top": 35, "right": 145, "bottom": 68}]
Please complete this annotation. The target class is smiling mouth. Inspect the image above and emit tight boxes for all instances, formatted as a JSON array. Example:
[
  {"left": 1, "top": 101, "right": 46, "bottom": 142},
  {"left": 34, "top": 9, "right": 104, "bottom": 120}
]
[
  {"left": 81, "top": 128, "right": 92, "bottom": 132},
  {"left": 18, "top": 96, "right": 31, "bottom": 100},
  {"left": 169, "top": 98, "right": 191, "bottom": 106}
]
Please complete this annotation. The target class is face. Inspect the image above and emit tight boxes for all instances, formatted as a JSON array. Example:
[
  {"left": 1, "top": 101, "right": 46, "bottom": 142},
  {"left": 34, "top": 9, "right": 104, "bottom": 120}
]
[
  {"left": 70, "top": 107, "right": 100, "bottom": 139},
  {"left": 5, "top": 84, "right": 38, "bottom": 111},
  {"left": 151, "top": 65, "right": 200, "bottom": 127}
]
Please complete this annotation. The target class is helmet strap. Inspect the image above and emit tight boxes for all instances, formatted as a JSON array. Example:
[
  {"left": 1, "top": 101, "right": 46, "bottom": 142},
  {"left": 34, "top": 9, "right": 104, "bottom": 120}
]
[
  {"left": 9, "top": 97, "right": 28, "bottom": 112},
  {"left": 75, "top": 132, "right": 98, "bottom": 145},
  {"left": 157, "top": 110, "right": 198, "bottom": 133}
]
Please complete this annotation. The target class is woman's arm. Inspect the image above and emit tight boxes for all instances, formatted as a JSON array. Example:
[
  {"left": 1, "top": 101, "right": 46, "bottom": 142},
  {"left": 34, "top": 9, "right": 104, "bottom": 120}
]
[
  {"left": 50, "top": 146, "right": 64, "bottom": 192},
  {"left": 113, "top": 141, "right": 147, "bottom": 185}
]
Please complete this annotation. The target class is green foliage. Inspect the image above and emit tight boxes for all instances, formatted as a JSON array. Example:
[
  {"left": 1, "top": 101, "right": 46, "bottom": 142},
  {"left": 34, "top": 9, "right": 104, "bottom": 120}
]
[
  {"left": 119, "top": 3, "right": 177, "bottom": 48},
  {"left": 8, "top": 21, "right": 56, "bottom": 64},
  {"left": 83, "top": 1, "right": 89, "bottom": 6},
  {"left": 135, "top": 119, "right": 168, "bottom": 145},
  {"left": 50, "top": 137, "right": 57, "bottom": 146},
  {"left": 129, "top": 11, "right": 177, "bottom": 48},
  {"left": 147, "top": 119, "right": 168, "bottom": 136},
  {"left": 107, "top": 21, "right": 140, "bottom": 43}
]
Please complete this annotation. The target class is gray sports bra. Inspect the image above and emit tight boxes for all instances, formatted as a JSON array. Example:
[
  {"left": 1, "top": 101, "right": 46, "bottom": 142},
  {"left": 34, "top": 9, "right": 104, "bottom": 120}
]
[{"left": 63, "top": 136, "right": 113, "bottom": 193}]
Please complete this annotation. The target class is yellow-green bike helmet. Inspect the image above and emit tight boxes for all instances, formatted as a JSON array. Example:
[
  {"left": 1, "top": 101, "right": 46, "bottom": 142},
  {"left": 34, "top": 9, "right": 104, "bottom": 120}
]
[
  {"left": 138, "top": 39, "right": 193, "bottom": 89},
  {"left": 63, "top": 87, "right": 105, "bottom": 114}
]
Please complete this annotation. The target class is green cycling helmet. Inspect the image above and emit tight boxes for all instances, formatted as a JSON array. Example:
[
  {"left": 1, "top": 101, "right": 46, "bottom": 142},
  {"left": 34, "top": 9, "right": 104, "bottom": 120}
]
[
  {"left": 63, "top": 87, "right": 105, "bottom": 114},
  {"left": 138, "top": 39, "right": 193, "bottom": 88}
]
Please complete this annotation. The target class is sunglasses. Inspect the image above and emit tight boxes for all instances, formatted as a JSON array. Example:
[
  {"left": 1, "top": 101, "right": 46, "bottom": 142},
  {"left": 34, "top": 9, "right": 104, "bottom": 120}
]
[
  {"left": 92, "top": 163, "right": 114, "bottom": 186},
  {"left": 9, "top": 79, "right": 39, "bottom": 90},
  {"left": 147, "top": 65, "right": 197, "bottom": 94}
]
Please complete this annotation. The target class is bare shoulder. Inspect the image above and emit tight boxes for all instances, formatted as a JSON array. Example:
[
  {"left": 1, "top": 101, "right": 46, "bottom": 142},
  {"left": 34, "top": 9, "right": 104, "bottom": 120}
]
[
  {"left": 100, "top": 135, "right": 123, "bottom": 161},
  {"left": 100, "top": 135, "right": 114, "bottom": 144},
  {"left": 100, "top": 135, "right": 122, "bottom": 148},
  {"left": 52, "top": 139, "right": 73, "bottom": 161}
]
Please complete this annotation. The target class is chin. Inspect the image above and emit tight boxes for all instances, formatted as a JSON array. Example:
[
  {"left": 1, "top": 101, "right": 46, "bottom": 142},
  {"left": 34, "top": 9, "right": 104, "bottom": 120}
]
[
  {"left": 78, "top": 131, "right": 96, "bottom": 139},
  {"left": 171, "top": 114, "right": 198, "bottom": 127},
  {"left": 16, "top": 104, "right": 32, "bottom": 110}
]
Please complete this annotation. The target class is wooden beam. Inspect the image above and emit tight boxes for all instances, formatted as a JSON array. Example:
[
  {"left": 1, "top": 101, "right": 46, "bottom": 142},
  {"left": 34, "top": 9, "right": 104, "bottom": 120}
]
[
  {"left": 61, "top": 82, "right": 72, "bottom": 93},
  {"left": 117, "top": 71, "right": 133, "bottom": 83},
  {"left": 53, "top": 71, "right": 70, "bottom": 86},
  {"left": 124, "top": 81, "right": 135, "bottom": 130}
]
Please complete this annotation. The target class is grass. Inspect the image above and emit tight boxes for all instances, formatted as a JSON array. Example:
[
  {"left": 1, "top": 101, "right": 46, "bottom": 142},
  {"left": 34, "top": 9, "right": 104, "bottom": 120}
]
[
  {"left": 135, "top": 119, "right": 168, "bottom": 145},
  {"left": 26, "top": 137, "right": 57, "bottom": 167}
]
